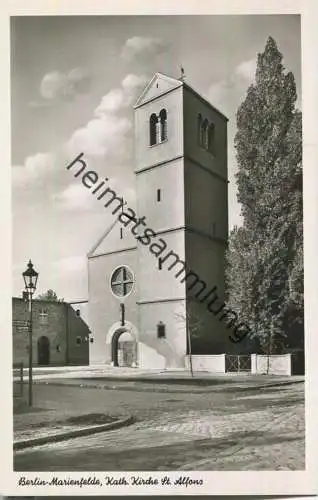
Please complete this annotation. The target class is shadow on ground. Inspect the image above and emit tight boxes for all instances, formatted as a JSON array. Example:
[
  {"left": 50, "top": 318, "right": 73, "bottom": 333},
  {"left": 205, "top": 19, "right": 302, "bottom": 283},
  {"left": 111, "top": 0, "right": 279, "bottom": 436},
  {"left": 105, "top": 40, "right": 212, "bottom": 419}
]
[{"left": 14, "top": 427, "right": 303, "bottom": 472}]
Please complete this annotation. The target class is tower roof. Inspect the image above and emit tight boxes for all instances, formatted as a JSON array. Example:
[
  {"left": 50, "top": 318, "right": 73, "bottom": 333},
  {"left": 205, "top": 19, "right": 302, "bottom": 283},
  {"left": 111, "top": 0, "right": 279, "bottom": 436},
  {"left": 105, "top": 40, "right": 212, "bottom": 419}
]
[
  {"left": 134, "top": 72, "right": 182, "bottom": 109},
  {"left": 134, "top": 72, "right": 228, "bottom": 121}
]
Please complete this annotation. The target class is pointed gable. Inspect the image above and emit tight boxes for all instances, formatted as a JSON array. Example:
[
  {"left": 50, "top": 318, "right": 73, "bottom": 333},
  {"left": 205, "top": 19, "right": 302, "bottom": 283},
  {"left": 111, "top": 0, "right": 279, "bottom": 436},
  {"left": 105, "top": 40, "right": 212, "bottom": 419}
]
[
  {"left": 88, "top": 219, "right": 137, "bottom": 258},
  {"left": 134, "top": 73, "right": 183, "bottom": 108}
]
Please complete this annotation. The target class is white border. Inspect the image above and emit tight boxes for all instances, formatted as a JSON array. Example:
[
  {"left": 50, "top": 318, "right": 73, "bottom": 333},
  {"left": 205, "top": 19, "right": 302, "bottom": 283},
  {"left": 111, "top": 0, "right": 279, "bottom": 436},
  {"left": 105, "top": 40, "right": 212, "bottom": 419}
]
[{"left": 1, "top": 0, "right": 317, "bottom": 496}]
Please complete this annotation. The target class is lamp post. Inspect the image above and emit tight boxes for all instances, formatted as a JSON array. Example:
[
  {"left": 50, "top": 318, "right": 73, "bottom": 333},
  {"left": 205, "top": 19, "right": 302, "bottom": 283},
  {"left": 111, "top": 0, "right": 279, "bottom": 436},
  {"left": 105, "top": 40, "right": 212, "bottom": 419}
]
[{"left": 22, "top": 259, "right": 39, "bottom": 406}]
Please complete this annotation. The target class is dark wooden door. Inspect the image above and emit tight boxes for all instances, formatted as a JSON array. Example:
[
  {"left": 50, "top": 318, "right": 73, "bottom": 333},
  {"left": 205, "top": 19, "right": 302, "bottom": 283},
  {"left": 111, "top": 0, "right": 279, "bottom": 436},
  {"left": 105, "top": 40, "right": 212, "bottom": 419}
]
[{"left": 37, "top": 336, "right": 50, "bottom": 365}]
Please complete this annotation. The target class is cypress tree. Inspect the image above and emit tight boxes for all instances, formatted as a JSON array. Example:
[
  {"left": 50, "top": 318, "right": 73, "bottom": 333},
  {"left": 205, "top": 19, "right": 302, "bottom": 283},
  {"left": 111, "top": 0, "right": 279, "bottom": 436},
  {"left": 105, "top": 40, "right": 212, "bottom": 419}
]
[{"left": 226, "top": 37, "right": 303, "bottom": 352}]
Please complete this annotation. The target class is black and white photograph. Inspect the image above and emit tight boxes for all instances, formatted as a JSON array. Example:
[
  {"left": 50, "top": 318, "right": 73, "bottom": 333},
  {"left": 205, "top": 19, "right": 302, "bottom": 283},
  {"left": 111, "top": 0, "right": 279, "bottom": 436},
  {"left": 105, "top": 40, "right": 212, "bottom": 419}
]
[{"left": 2, "top": 0, "right": 318, "bottom": 496}]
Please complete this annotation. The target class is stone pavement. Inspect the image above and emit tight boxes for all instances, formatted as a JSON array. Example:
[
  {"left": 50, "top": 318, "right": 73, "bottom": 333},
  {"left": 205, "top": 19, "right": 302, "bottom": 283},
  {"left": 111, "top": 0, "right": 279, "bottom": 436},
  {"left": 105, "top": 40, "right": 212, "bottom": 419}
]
[
  {"left": 14, "top": 380, "right": 304, "bottom": 471},
  {"left": 133, "top": 383, "right": 303, "bottom": 439}
]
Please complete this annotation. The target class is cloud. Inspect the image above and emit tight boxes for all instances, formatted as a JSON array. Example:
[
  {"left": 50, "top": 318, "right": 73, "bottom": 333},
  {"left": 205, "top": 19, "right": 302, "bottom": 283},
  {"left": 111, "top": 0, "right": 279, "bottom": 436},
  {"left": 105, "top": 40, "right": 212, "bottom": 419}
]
[
  {"left": 15, "top": 66, "right": 148, "bottom": 215},
  {"left": 121, "top": 36, "right": 166, "bottom": 61},
  {"left": 122, "top": 73, "right": 148, "bottom": 92},
  {"left": 66, "top": 73, "right": 147, "bottom": 160},
  {"left": 68, "top": 67, "right": 91, "bottom": 93},
  {"left": 94, "top": 73, "right": 148, "bottom": 116},
  {"left": 12, "top": 152, "right": 56, "bottom": 186},
  {"left": 207, "top": 58, "right": 257, "bottom": 116},
  {"left": 94, "top": 88, "right": 127, "bottom": 114},
  {"left": 52, "top": 183, "right": 98, "bottom": 211},
  {"left": 66, "top": 114, "right": 132, "bottom": 160},
  {"left": 40, "top": 67, "right": 91, "bottom": 101},
  {"left": 234, "top": 59, "right": 257, "bottom": 81},
  {"left": 52, "top": 72, "right": 147, "bottom": 210},
  {"left": 208, "top": 80, "right": 233, "bottom": 109}
]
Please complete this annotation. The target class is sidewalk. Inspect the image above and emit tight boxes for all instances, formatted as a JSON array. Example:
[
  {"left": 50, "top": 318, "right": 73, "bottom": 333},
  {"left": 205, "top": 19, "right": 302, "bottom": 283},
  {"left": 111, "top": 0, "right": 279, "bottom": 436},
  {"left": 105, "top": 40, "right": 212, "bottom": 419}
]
[
  {"left": 14, "top": 398, "right": 132, "bottom": 447},
  {"left": 18, "top": 367, "right": 303, "bottom": 399},
  {"left": 16, "top": 364, "right": 304, "bottom": 386}
]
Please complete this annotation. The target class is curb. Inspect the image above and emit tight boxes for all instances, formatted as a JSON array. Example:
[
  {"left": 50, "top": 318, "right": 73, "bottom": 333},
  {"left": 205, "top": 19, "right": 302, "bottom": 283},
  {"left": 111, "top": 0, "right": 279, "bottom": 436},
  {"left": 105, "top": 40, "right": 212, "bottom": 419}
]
[
  {"left": 14, "top": 415, "right": 134, "bottom": 451},
  {"left": 32, "top": 380, "right": 213, "bottom": 394},
  {"left": 30, "top": 378, "right": 304, "bottom": 394},
  {"left": 243, "top": 379, "right": 304, "bottom": 391}
]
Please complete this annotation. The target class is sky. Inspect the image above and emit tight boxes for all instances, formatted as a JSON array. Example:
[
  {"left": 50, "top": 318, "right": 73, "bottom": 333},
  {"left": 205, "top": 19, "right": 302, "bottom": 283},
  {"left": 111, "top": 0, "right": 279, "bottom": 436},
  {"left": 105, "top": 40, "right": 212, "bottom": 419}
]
[{"left": 11, "top": 15, "right": 301, "bottom": 301}]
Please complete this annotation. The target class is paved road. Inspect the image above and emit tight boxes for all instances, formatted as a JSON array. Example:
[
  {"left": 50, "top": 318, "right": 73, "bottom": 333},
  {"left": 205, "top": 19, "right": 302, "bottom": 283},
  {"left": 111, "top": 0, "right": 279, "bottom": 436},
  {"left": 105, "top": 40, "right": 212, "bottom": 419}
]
[{"left": 14, "top": 382, "right": 304, "bottom": 471}]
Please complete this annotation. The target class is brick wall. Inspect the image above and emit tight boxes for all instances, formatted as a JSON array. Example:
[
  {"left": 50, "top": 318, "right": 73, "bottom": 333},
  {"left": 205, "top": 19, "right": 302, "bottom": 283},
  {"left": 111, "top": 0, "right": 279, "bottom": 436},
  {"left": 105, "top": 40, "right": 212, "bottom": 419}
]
[{"left": 12, "top": 297, "right": 89, "bottom": 366}]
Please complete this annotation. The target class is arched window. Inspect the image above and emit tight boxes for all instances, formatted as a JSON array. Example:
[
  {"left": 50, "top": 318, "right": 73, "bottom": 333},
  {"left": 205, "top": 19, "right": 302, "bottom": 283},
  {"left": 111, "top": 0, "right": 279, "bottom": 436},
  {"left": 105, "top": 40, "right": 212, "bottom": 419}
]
[
  {"left": 159, "top": 109, "right": 167, "bottom": 142},
  {"left": 198, "top": 114, "right": 202, "bottom": 146},
  {"left": 149, "top": 113, "right": 158, "bottom": 146},
  {"left": 202, "top": 119, "right": 209, "bottom": 149},
  {"left": 208, "top": 123, "right": 215, "bottom": 154},
  {"left": 200, "top": 119, "right": 206, "bottom": 148}
]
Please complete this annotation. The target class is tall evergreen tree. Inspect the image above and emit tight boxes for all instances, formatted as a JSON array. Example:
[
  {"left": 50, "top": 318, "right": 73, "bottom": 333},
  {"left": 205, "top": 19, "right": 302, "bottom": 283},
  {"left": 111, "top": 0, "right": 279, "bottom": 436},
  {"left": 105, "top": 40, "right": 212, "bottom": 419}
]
[{"left": 226, "top": 37, "right": 303, "bottom": 352}]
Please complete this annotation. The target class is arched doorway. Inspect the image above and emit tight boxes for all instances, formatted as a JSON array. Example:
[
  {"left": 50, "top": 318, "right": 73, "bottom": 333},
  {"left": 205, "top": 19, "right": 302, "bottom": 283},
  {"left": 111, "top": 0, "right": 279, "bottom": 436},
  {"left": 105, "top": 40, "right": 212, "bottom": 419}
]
[
  {"left": 37, "top": 336, "right": 50, "bottom": 365},
  {"left": 111, "top": 329, "right": 137, "bottom": 367}
]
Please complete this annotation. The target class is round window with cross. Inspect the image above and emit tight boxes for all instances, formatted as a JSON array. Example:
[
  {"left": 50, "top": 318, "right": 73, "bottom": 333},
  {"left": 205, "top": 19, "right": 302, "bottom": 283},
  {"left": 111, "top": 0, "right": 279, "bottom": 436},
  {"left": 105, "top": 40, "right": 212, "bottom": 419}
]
[{"left": 110, "top": 265, "right": 134, "bottom": 298}]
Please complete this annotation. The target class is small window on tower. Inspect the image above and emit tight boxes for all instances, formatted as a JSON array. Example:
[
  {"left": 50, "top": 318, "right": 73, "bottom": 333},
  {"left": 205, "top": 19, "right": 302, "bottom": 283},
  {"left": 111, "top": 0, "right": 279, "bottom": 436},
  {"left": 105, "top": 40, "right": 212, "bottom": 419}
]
[
  {"left": 202, "top": 119, "right": 209, "bottom": 149},
  {"left": 208, "top": 123, "right": 216, "bottom": 154},
  {"left": 150, "top": 113, "right": 158, "bottom": 146},
  {"left": 157, "top": 321, "right": 166, "bottom": 338},
  {"left": 157, "top": 188, "right": 161, "bottom": 202},
  {"left": 198, "top": 114, "right": 202, "bottom": 146},
  {"left": 159, "top": 109, "right": 167, "bottom": 142}
]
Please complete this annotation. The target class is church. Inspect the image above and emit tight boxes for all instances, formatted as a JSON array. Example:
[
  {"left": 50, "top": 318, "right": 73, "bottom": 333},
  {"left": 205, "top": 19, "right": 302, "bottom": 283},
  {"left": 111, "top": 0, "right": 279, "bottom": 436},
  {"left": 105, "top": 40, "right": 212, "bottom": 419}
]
[{"left": 86, "top": 72, "right": 229, "bottom": 369}]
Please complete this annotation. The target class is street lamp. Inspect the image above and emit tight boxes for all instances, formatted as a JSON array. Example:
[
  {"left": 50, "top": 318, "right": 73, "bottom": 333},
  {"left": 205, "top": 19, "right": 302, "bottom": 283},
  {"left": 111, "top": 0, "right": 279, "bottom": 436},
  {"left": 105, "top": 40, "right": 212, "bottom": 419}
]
[{"left": 22, "top": 259, "right": 39, "bottom": 406}]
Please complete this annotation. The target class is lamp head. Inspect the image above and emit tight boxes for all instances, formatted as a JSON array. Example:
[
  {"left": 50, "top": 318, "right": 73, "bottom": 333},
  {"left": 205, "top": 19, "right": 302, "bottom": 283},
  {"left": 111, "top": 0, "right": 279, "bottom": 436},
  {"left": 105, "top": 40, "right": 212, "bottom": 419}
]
[{"left": 22, "top": 260, "right": 39, "bottom": 294}]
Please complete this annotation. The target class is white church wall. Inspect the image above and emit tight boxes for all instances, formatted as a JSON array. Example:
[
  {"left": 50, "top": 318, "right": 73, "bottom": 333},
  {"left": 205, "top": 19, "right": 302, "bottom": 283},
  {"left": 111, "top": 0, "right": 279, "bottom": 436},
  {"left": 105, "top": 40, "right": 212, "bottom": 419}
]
[
  {"left": 138, "top": 342, "right": 166, "bottom": 370},
  {"left": 137, "top": 230, "right": 186, "bottom": 303},
  {"left": 86, "top": 73, "right": 230, "bottom": 370},
  {"left": 136, "top": 158, "right": 185, "bottom": 232},
  {"left": 138, "top": 299, "right": 187, "bottom": 369},
  {"left": 135, "top": 86, "right": 184, "bottom": 172},
  {"left": 88, "top": 249, "right": 138, "bottom": 364},
  {"left": 91, "top": 219, "right": 138, "bottom": 257}
]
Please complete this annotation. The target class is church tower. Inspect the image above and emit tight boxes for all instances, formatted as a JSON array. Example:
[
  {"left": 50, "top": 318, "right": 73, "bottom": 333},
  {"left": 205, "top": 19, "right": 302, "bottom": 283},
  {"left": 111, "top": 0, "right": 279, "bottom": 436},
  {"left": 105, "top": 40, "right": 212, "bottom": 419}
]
[{"left": 133, "top": 73, "right": 229, "bottom": 368}]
